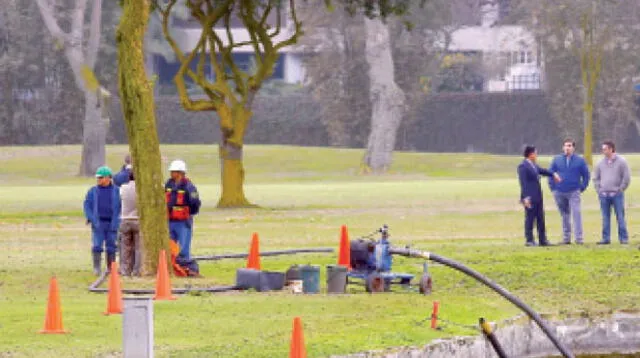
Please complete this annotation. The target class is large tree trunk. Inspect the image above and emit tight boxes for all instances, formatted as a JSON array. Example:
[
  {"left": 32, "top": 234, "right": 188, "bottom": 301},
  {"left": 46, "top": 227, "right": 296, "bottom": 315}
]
[
  {"left": 217, "top": 104, "right": 254, "bottom": 208},
  {"left": 362, "top": 17, "right": 405, "bottom": 173},
  {"left": 117, "top": 0, "right": 169, "bottom": 274},
  {"left": 79, "top": 90, "right": 107, "bottom": 176}
]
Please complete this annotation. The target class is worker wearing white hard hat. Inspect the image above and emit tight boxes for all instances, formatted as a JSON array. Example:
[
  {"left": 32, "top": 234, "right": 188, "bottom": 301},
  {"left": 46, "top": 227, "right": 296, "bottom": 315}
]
[{"left": 165, "top": 159, "right": 201, "bottom": 275}]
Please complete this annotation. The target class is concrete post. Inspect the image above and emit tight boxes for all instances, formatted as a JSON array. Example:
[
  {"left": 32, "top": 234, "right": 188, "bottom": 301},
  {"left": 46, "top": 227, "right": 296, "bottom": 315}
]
[{"left": 123, "top": 297, "right": 154, "bottom": 358}]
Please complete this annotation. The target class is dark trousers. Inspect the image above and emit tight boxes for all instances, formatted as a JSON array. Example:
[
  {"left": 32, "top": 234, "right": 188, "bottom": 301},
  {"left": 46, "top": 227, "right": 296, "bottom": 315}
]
[{"left": 524, "top": 201, "right": 547, "bottom": 244}]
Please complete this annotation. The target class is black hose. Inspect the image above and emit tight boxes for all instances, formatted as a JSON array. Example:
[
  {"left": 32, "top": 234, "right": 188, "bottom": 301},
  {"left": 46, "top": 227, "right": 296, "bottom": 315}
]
[
  {"left": 87, "top": 269, "right": 239, "bottom": 294},
  {"left": 88, "top": 248, "right": 333, "bottom": 294},
  {"left": 479, "top": 317, "right": 508, "bottom": 358},
  {"left": 192, "top": 248, "right": 334, "bottom": 261},
  {"left": 88, "top": 284, "right": 240, "bottom": 294},
  {"left": 388, "top": 248, "right": 574, "bottom": 358}
]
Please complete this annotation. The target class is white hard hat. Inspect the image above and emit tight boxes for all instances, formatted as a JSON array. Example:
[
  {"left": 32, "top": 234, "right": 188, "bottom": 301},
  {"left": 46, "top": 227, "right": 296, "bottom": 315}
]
[{"left": 168, "top": 160, "right": 187, "bottom": 172}]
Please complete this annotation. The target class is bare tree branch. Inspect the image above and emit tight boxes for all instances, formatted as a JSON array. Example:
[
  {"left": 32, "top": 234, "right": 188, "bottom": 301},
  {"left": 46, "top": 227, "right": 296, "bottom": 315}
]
[
  {"left": 35, "top": 0, "right": 71, "bottom": 45},
  {"left": 86, "top": 0, "right": 103, "bottom": 69},
  {"left": 70, "top": 0, "right": 89, "bottom": 49}
]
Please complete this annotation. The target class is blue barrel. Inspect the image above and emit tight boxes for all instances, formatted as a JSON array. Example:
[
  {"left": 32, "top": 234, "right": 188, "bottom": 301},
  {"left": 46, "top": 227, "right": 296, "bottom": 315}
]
[{"left": 300, "top": 265, "right": 320, "bottom": 294}]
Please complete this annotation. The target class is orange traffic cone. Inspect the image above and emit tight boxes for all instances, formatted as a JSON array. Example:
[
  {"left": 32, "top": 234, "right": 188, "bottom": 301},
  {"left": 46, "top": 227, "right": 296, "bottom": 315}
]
[
  {"left": 104, "top": 262, "right": 123, "bottom": 315},
  {"left": 289, "top": 316, "right": 306, "bottom": 358},
  {"left": 246, "top": 233, "right": 261, "bottom": 270},
  {"left": 153, "top": 249, "right": 176, "bottom": 300},
  {"left": 337, "top": 225, "right": 351, "bottom": 269},
  {"left": 40, "top": 276, "right": 67, "bottom": 334}
]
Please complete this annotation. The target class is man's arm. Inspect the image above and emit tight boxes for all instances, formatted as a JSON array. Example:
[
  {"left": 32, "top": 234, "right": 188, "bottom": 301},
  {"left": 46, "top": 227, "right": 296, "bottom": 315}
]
[
  {"left": 517, "top": 165, "right": 527, "bottom": 201},
  {"left": 592, "top": 163, "right": 601, "bottom": 193},
  {"left": 537, "top": 165, "right": 554, "bottom": 177},
  {"left": 83, "top": 188, "right": 94, "bottom": 225},
  {"left": 621, "top": 159, "right": 631, "bottom": 191},
  {"left": 113, "top": 167, "right": 130, "bottom": 187},
  {"left": 580, "top": 159, "right": 590, "bottom": 192},
  {"left": 548, "top": 157, "right": 557, "bottom": 190},
  {"left": 188, "top": 183, "right": 202, "bottom": 215}
]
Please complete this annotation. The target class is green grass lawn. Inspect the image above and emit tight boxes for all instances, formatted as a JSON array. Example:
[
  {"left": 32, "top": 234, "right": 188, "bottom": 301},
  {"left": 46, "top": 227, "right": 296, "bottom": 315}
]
[{"left": 1, "top": 144, "right": 640, "bottom": 357}]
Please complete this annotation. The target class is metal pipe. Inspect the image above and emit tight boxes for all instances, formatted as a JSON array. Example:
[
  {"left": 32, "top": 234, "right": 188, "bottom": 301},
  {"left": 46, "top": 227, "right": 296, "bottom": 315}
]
[
  {"left": 89, "top": 285, "right": 240, "bottom": 294},
  {"left": 192, "top": 248, "right": 334, "bottom": 261},
  {"left": 88, "top": 270, "right": 239, "bottom": 294},
  {"left": 388, "top": 247, "right": 574, "bottom": 358},
  {"left": 479, "top": 317, "right": 508, "bottom": 358}
]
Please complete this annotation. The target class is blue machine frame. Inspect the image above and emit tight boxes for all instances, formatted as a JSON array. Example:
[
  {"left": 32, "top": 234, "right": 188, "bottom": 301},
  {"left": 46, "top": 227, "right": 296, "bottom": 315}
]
[{"left": 346, "top": 225, "right": 431, "bottom": 294}]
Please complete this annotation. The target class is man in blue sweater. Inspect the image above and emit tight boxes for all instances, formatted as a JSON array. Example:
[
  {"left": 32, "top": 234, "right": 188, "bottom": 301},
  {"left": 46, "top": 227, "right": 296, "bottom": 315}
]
[
  {"left": 548, "top": 139, "right": 590, "bottom": 245},
  {"left": 84, "top": 166, "right": 122, "bottom": 275}
]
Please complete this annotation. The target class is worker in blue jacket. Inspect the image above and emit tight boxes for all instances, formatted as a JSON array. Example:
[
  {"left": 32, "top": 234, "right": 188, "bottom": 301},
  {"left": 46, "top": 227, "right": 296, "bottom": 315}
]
[
  {"left": 84, "top": 166, "right": 122, "bottom": 276},
  {"left": 165, "top": 160, "right": 201, "bottom": 260},
  {"left": 548, "top": 138, "right": 590, "bottom": 245}
]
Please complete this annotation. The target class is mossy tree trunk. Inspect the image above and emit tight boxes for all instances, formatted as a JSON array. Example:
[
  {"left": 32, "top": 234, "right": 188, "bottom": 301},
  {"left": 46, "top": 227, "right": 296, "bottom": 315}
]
[
  {"left": 117, "top": 0, "right": 169, "bottom": 273},
  {"left": 579, "top": 3, "right": 603, "bottom": 167},
  {"left": 217, "top": 102, "right": 253, "bottom": 207}
]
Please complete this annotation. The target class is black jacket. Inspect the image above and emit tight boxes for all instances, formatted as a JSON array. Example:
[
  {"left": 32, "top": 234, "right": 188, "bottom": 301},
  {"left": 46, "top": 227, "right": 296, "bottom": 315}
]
[{"left": 518, "top": 160, "right": 554, "bottom": 203}]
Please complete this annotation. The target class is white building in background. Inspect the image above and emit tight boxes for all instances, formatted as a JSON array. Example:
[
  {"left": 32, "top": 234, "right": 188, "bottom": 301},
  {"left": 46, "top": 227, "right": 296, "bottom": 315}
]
[
  {"left": 148, "top": 8, "right": 306, "bottom": 87},
  {"left": 443, "top": 1, "right": 544, "bottom": 92},
  {"left": 147, "top": 1, "right": 542, "bottom": 92}
]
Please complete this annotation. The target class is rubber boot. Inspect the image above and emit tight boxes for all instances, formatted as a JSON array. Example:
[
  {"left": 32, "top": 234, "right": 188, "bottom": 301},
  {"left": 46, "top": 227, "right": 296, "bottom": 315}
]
[
  {"left": 92, "top": 252, "right": 102, "bottom": 276},
  {"left": 106, "top": 252, "right": 116, "bottom": 274}
]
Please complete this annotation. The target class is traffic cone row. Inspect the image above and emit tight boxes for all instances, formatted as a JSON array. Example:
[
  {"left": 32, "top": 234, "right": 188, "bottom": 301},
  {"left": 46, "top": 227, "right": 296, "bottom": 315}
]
[{"left": 39, "top": 230, "right": 333, "bottom": 354}]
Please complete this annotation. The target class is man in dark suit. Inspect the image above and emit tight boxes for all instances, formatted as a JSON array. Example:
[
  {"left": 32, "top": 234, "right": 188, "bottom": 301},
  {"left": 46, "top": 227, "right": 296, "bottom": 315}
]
[{"left": 518, "top": 145, "right": 562, "bottom": 247}]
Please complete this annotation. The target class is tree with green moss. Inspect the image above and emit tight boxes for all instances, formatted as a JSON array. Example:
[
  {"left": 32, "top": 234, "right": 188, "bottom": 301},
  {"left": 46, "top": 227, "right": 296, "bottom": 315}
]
[
  {"left": 116, "top": 0, "right": 169, "bottom": 273},
  {"left": 154, "top": 0, "right": 422, "bottom": 207}
]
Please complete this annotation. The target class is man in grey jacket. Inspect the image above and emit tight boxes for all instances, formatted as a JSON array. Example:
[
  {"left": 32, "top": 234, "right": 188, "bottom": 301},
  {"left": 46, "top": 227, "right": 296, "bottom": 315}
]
[
  {"left": 118, "top": 171, "right": 141, "bottom": 276},
  {"left": 593, "top": 140, "right": 631, "bottom": 245}
]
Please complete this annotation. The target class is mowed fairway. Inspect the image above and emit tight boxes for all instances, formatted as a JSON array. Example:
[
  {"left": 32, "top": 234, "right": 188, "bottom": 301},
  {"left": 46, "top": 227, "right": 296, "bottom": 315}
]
[{"left": 1, "top": 145, "right": 640, "bottom": 357}]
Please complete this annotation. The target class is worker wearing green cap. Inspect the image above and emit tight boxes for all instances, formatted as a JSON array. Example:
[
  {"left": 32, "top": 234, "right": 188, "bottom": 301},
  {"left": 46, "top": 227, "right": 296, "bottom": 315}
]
[{"left": 83, "top": 166, "right": 122, "bottom": 276}]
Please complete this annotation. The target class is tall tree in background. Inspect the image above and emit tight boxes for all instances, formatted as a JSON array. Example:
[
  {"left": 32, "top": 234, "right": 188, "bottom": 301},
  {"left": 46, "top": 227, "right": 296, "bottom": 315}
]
[
  {"left": 155, "top": 0, "right": 421, "bottom": 207},
  {"left": 516, "top": 0, "right": 640, "bottom": 164},
  {"left": 362, "top": 16, "right": 405, "bottom": 173},
  {"left": 36, "top": 0, "right": 108, "bottom": 176},
  {"left": 300, "top": 6, "right": 370, "bottom": 148},
  {"left": 117, "top": 0, "right": 168, "bottom": 274},
  {"left": 1, "top": 0, "right": 84, "bottom": 144}
]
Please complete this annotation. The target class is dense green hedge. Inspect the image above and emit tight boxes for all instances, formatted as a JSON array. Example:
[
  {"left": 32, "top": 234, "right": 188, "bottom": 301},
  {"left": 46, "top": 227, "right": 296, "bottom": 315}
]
[
  {"left": 9, "top": 91, "right": 636, "bottom": 154},
  {"left": 397, "top": 92, "right": 562, "bottom": 154}
]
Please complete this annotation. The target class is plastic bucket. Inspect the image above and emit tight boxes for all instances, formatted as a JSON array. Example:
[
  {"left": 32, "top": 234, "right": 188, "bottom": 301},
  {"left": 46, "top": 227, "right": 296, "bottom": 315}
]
[
  {"left": 300, "top": 265, "right": 320, "bottom": 294},
  {"left": 326, "top": 265, "right": 347, "bottom": 294}
]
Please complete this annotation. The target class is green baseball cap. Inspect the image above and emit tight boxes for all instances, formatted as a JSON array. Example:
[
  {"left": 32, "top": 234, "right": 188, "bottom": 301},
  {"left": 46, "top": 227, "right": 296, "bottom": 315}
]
[{"left": 95, "top": 166, "right": 113, "bottom": 177}]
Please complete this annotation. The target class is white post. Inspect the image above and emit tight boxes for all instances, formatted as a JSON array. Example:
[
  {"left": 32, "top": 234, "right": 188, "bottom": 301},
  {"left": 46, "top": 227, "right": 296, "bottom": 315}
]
[{"left": 123, "top": 297, "right": 154, "bottom": 358}]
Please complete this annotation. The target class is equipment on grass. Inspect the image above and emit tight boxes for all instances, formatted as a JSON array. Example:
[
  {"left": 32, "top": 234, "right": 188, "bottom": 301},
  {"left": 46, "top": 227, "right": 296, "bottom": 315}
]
[{"left": 347, "top": 224, "right": 432, "bottom": 294}]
